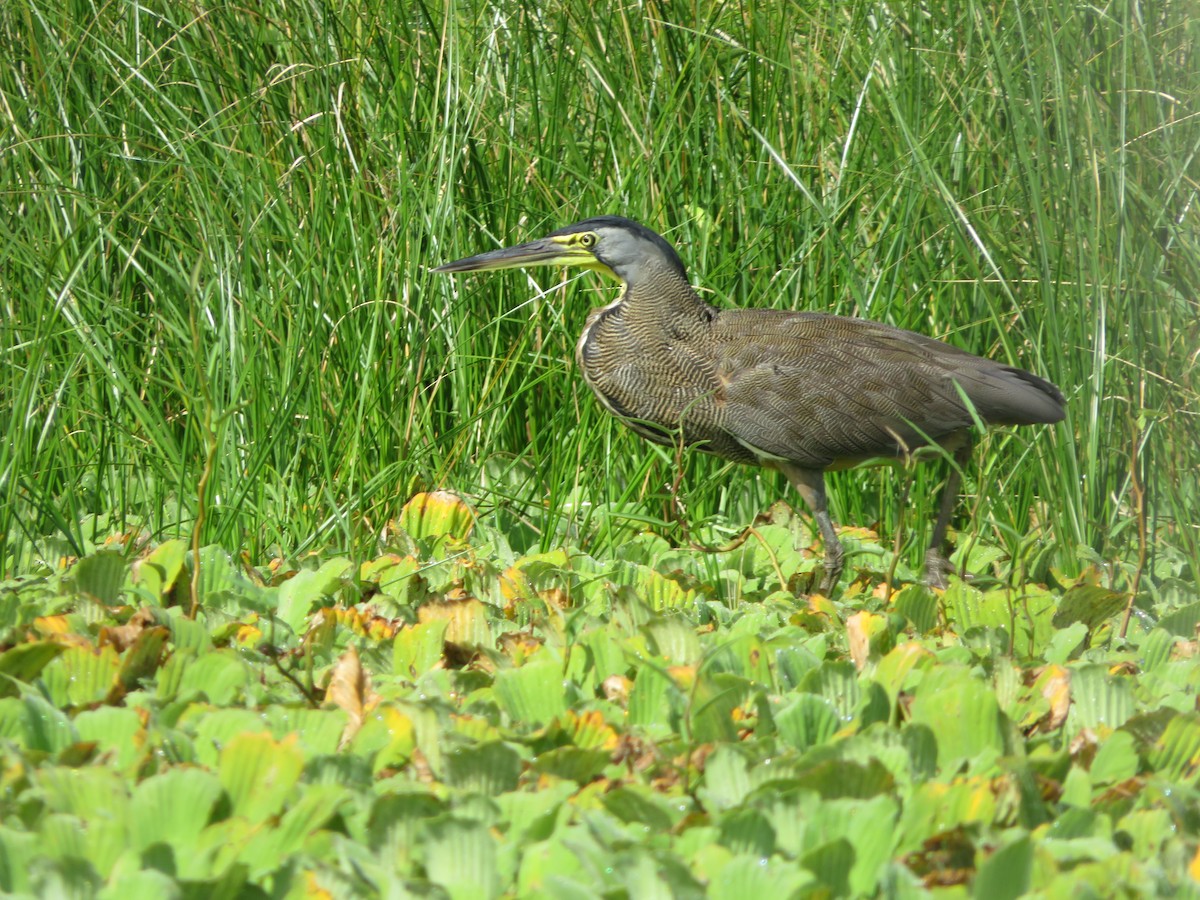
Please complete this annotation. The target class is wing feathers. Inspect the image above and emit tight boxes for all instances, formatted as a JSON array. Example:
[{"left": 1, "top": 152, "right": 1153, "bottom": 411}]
[{"left": 712, "top": 311, "right": 1063, "bottom": 466}]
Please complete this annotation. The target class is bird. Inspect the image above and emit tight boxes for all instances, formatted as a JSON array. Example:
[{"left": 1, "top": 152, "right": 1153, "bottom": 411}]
[{"left": 434, "top": 216, "right": 1065, "bottom": 594}]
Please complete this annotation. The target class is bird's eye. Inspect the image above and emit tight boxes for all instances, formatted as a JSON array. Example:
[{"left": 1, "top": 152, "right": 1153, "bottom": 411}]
[{"left": 578, "top": 233, "right": 597, "bottom": 248}]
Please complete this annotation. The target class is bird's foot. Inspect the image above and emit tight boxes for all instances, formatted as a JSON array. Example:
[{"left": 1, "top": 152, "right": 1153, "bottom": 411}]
[
  {"left": 814, "top": 543, "right": 845, "bottom": 597},
  {"left": 923, "top": 549, "right": 955, "bottom": 589}
]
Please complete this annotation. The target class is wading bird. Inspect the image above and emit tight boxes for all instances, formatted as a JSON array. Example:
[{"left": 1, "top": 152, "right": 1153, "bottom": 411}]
[{"left": 434, "top": 216, "right": 1065, "bottom": 593}]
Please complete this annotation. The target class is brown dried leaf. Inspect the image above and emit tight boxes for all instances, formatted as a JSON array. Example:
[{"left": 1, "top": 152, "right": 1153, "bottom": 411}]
[
  {"left": 99, "top": 607, "right": 158, "bottom": 652},
  {"left": 497, "top": 630, "right": 543, "bottom": 662},
  {"left": 602, "top": 675, "right": 632, "bottom": 705},
  {"left": 326, "top": 645, "right": 379, "bottom": 748}
]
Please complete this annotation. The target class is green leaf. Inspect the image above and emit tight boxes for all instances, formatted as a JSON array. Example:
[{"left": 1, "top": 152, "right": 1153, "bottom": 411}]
[
  {"left": 515, "top": 837, "right": 591, "bottom": 897},
  {"left": 41, "top": 644, "right": 120, "bottom": 706},
  {"left": 897, "top": 780, "right": 996, "bottom": 854},
  {"left": 716, "top": 808, "right": 775, "bottom": 857},
  {"left": 689, "top": 672, "right": 748, "bottom": 743},
  {"left": 1052, "top": 585, "right": 1127, "bottom": 631},
  {"left": 0, "top": 826, "right": 36, "bottom": 894},
  {"left": 611, "top": 845, "right": 703, "bottom": 898},
  {"left": 704, "top": 633, "right": 773, "bottom": 685},
  {"left": 730, "top": 522, "right": 808, "bottom": 583},
  {"left": 393, "top": 618, "right": 449, "bottom": 680},
  {"left": 175, "top": 649, "right": 250, "bottom": 706},
  {"left": 38, "top": 765, "right": 130, "bottom": 820},
  {"left": 132, "top": 540, "right": 188, "bottom": 603},
  {"left": 644, "top": 615, "right": 702, "bottom": 664},
  {"left": 38, "top": 812, "right": 89, "bottom": 866},
  {"left": 857, "top": 681, "right": 891, "bottom": 728},
  {"left": 166, "top": 615, "right": 211, "bottom": 654},
  {"left": 263, "top": 706, "right": 346, "bottom": 755},
  {"left": 420, "top": 597, "right": 493, "bottom": 648},
  {"left": 494, "top": 659, "right": 567, "bottom": 726},
  {"left": 943, "top": 582, "right": 1057, "bottom": 654},
  {"left": 770, "top": 636, "right": 823, "bottom": 689},
  {"left": 188, "top": 546, "right": 240, "bottom": 609},
  {"left": 72, "top": 550, "right": 126, "bottom": 605},
  {"left": 1044, "top": 621, "right": 1088, "bottom": 664},
  {"left": 424, "top": 818, "right": 499, "bottom": 900},
  {"left": 908, "top": 665, "right": 1007, "bottom": 767},
  {"left": 873, "top": 643, "right": 933, "bottom": 706},
  {"left": 800, "top": 661, "right": 860, "bottom": 722},
  {"left": 794, "top": 758, "right": 895, "bottom": 800},
  {"left": 73, "top": 707, "right": 144, "bottom": 772},
  {"left": 893, "top": 584, "right": 939, "bottom": 633},
  {"left": 1158, "top": 601, "right": 1200, "bottom": 638},
  {"left": 531, "top": 746, "right": 611, "bottom": 785},
  {"left": 901, "top": 724, "right": 939, "bottom": 782},
  {"left": 634, "top": 566, "right": 699, "bottom": 611},
  {"left": 628, "top": 665, "right": 674, "bottom": 731},
  {"left": 709, "top": 854, "right": 813, "bottom": 899},
  {"left": 274, "top": 558, "right": 352, "bottom": 634},
  {"left": 601, "top": 785, "right": 680, "bottom": 834},
  {"left": 496, "top": 783, "right": 576, "bottom": 845},
  {"left": 973, "top": 833, "right": 1032, "bottom": 900},
  {"left": 1139, "top": 628, "right": 1177, "bottom": 673},
  {"left": 117, "top": 625, "right": 169, "bottom": 691},
  {"left": 217, "top": 731, "right": 305, "bottom": 822},
  {"left": 0, "top": 695, "right": 77, "bottom": 752},
  {"left": 444, "top": 741, "right": 522, "bottom": 794},
  {"left": 775, "top": 693, "right": 840, "bottom": 751},
  {"left": 235, "top": 783, "right": 347, "bottom": 878},
  {"left": 99, "top": 868, "right": 182, "bottom": 900},
  {"left": 130, "top": 768, "right": 224, "bottom": 857},
  {"left": 698, "top": 746, "right": 753, "bottom": 812},
  {"left": 374, "top": 555, "right": 426, "bottom": 607},
  {"left": 1090, "top": 730, "right": 1138, "bottom": 786},
  {"left": 367, "top": 791, "right": 445, "bottom": 861},
  {"left": 1150, "top": 713, "right": 1200, "bottom": 784},
  {"left": 0, "top": 641, "right": 66, "bottom": 697},
  {"left": 1069, "top": 664, "right": 1135, "bottom": 732},
  {"left": 800, "top": 837, "right": 854, "bottom": 896}
]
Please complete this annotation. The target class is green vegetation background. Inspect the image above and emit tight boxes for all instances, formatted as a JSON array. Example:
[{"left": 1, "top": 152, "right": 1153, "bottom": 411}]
[
  {"left": 4, "top": 0, "right": 1196, "bottom": 580},
  {"left": 3, "top": 1, "right": 1200, "bottom": 897}
]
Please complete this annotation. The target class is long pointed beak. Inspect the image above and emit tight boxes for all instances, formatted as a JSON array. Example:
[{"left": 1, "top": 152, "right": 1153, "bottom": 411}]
[{"left": 432, "top": 238, "right": 590, "bottom": 274}]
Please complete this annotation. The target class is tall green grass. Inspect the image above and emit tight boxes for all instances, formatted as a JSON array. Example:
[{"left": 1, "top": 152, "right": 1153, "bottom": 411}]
[{"left": 3, "top": 1, "right": 1197, "bottom": 586}]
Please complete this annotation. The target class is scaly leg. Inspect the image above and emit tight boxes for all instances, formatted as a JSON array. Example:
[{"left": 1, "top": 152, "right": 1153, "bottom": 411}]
[
  {"left": 779, "top": 463, "right": 844, "bottom": 595},
  {"left": 925, "top": 439, "right": 974, "bottom": 588}
]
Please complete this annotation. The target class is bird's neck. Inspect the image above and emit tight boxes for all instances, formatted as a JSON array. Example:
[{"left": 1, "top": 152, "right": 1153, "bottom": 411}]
[
  {"left": 576, "top": 274, "right": 713, "bottom": 375},
  {"left": 609, "top": 273, "right": 715, "bottom": 334}
]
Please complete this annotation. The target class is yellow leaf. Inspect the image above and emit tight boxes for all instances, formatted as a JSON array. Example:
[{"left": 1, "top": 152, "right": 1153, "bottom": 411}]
[
  {"left": 847, "top": 610, "right": 886, "bottom": 671},
  {"left": 399, "top": 491, "right": 476, "bottom": 542},
  {"left": 418, "top": 597, "right": 491, "bottom": 646},
  {"left": 807, "top": 594, "right": 838, "bottom": 619},
  {"left": 566, "top": 709, "right": 619, "bottom": 750},
  {"left": 667, "top": 665, "right": 697, "bottom": 691},
  {"left": 34, "top": 616, "right": 72, "bottom": 635},
  {"left": 1033, "top": 664, "right": 1071, "bottom": 731}
]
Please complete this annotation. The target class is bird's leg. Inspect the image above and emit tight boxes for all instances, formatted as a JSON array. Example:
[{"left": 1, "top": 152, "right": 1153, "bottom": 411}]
[
  {"left": 925, "top": 439, "right": 974, "bottom": 588},
  {"left": 779, "top": 464, "right": 844, "bottom": 596}
]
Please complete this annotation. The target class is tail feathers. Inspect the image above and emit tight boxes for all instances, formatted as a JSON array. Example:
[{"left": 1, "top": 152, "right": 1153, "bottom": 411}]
[{"left": 961, "top": 365, "right": 1066, "bottom": 426}]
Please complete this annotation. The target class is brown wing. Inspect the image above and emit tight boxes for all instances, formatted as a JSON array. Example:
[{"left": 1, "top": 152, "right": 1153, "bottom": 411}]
[{"left": 712, "top": 310, "right": 1064, "bottom": 468}]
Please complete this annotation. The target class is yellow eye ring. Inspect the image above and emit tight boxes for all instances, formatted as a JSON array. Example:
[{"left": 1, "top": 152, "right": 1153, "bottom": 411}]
[{"left": 578, "top": 233, "right": 597, "bottom": 248}]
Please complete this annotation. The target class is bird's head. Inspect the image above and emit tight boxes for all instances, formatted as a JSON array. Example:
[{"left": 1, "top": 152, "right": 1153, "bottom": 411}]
[{"left": 433, "top": 216, "right": 688, "bottom": 286}]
